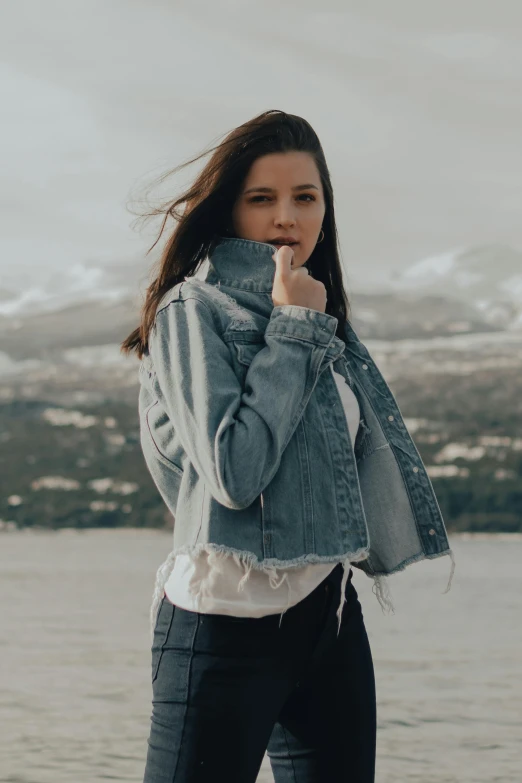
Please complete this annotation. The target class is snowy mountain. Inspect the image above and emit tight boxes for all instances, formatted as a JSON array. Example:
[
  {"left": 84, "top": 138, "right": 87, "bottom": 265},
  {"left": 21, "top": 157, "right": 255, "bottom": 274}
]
[
  {"left": 389, "top": 244, "right": 522, "bottom": 330},
  {"left": 0, "top": 253, "right": 149, "bottom": 317},
  {"left": 2, "top": 243, "right": 521, "bottom": 365}
]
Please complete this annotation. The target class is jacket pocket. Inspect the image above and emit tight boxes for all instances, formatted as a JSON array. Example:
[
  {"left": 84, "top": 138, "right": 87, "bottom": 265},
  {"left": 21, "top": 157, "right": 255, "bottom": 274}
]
[
  {"left": 235, "top": 341, "right": 264, "bottom": 367},
  {"left": 145, "top": 400, "right": 184, "bottom": 478}
]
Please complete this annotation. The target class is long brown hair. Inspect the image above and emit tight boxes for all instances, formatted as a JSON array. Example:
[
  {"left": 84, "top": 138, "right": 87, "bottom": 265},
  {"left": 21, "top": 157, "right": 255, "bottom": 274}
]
[{"left": 121, "top": 109, "right": 352, "bottom": 359}]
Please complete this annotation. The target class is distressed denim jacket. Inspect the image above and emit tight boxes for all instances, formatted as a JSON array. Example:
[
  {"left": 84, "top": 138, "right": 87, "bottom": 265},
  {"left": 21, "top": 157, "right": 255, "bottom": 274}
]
[{"left": 139, "top": 237, "right": 456, "bottom": 638}]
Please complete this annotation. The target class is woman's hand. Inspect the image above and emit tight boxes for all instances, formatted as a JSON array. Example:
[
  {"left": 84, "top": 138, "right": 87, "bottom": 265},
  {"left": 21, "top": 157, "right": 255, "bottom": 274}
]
[{"left": 272, "top": 245, "right": 326, "bottom": 313}]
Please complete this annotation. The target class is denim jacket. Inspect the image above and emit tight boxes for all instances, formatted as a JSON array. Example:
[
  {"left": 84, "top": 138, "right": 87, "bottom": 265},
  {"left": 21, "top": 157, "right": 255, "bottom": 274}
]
[{"left": 139, "top": 237, "right": 456, "bottom": 638}]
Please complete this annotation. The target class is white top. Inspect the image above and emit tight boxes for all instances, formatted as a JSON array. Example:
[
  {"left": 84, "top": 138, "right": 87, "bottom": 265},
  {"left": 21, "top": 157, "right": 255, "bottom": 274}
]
[{"left": 164, "top": 365, "right": 361, "bottom": 635}]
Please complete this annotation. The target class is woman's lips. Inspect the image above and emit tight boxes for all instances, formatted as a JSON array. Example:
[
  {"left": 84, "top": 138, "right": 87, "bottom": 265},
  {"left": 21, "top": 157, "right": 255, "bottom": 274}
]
[{"left": 272, "top": 242, "right": 299, "bottom": 248}]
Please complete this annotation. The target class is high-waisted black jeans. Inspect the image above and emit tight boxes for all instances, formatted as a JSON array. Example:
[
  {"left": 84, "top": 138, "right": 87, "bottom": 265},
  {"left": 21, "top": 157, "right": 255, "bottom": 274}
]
[{"left": 142, "top": 562, "right": 376, "bottom": 782}]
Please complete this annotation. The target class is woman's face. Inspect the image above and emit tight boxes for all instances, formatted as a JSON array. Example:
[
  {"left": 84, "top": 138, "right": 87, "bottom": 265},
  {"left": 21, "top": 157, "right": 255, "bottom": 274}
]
[{"left": 231, "top": 151, "right": 326, "bottom": 268}]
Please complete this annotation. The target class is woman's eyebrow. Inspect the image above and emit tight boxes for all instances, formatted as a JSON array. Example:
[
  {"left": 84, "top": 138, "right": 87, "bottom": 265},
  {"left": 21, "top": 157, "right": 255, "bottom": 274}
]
[{"left": 243, "top": 184, "right": 319, "bottom": 194}]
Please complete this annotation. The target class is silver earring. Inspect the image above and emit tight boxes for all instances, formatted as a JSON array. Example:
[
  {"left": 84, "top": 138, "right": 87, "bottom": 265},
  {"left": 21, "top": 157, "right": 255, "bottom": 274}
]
[{"left": 317, "top": 228, "right": 325, "bottom": 244}]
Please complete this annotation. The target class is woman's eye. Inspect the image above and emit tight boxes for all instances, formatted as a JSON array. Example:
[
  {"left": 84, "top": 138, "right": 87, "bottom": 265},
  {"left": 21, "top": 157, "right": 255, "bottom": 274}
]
[{"left": 249, "top": 194, "right": 315, "bottom": 203}]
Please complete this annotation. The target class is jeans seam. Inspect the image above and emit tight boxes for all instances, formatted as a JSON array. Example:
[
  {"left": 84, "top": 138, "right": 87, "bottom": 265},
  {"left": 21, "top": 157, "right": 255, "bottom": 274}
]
[
  {"left": 170, "top": 612, "right": 201, "bottom": 783},
  {"left": 282, "top": 723, "right": 298, "bottom": 782},
  {"left": 152, "top": 599, "right": 175, "bottom": 684}
]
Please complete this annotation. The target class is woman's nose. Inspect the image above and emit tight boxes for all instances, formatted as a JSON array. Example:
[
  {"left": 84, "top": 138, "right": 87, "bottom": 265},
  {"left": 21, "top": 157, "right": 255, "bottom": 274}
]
[{"left": 274, "top": 212, "right": 296, "bottom": 226}]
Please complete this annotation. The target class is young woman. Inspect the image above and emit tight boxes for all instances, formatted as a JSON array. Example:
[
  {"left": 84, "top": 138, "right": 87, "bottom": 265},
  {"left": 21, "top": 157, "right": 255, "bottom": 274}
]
[{"left": 121, "top": 109, "right": 455, "bottom": 783}]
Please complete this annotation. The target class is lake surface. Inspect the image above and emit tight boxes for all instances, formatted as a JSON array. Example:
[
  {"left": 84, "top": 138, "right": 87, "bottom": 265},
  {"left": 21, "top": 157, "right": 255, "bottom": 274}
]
[{"left": 1, "top": 531, "right": 521, "bottom": 782}]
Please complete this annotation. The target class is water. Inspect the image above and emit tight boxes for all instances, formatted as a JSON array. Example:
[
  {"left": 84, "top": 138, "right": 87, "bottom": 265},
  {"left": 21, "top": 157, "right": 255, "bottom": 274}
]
[{"left": 1, "top": 531, "right": 521, "bottom": 782}]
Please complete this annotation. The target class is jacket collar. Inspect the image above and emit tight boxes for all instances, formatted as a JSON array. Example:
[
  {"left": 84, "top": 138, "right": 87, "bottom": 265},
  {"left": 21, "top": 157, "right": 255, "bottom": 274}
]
[
  {"left": 205, "top": 237, "right": 285, "bottom": 292},
  {"left": 203, "top": 235, "right": 359, "bottom": 345}
]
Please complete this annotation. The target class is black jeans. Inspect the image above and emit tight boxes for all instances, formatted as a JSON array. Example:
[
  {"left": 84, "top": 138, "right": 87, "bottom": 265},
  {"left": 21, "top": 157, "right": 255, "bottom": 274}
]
[{"left": 142, "top": 562, "right": 376, "bottom": 782}]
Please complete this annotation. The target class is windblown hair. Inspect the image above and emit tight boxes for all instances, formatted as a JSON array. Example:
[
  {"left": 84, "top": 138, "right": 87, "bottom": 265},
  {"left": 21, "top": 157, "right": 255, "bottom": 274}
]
[{"left": 121, "top": 109, "right": 351, "bottom": 359}]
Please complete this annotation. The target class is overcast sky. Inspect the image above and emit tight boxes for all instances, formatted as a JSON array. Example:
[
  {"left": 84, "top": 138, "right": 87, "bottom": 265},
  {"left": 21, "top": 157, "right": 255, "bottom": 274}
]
[{"left": 1, "top": 0, "right": 521, "bottom": 296}]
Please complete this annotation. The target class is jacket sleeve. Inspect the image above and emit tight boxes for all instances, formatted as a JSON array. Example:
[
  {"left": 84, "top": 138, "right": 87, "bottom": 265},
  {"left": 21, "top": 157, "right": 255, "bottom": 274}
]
[{"left": 150, "top": 295, "right": 339, "bottom": 509}]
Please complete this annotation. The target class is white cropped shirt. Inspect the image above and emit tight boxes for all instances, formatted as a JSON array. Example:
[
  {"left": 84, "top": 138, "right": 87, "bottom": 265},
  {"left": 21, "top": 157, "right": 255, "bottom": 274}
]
[{"left": 164, "top": 365, "right": 361, "bottom": 635}]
